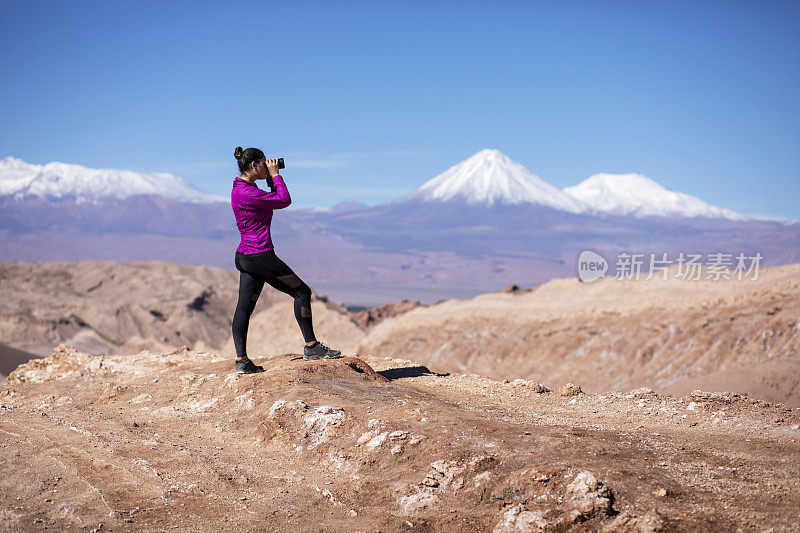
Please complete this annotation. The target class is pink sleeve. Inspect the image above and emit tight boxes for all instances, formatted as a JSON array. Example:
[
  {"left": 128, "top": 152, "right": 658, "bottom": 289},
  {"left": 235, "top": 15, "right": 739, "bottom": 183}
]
[{"left": 247, "top": 175, "right": 291, "bottom": 210}]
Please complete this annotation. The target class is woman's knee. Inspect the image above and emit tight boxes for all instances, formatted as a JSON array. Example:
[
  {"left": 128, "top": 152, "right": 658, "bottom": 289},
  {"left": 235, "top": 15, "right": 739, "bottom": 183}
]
[{"left": 293, "top": 282, "right": 312, "bottom": 301}]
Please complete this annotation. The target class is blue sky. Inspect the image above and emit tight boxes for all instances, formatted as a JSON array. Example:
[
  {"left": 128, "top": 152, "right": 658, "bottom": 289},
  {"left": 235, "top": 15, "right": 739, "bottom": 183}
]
[{"left": 1, "top": 1, "right": 798, "bottom": 218}]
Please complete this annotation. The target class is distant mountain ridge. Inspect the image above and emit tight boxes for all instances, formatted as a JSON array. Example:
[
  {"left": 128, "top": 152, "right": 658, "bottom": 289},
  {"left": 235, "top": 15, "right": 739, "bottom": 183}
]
[
  {"left": 0, "top": 156, "right": 225, "bottom": 204},
  {"left": 564, "top": 172, "right": 745, "bottom": 220},
  {"left": 1, "top": 151, "right": 797, "bottom": 305},
  {"left": 1, "top": 151, "right": 750, "bottom": 220}
]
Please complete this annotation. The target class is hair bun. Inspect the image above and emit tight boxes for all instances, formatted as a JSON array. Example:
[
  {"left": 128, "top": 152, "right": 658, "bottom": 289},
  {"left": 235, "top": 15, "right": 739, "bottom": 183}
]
[{"left": 234, "top": 146, "right": 244, "bottom": 160}]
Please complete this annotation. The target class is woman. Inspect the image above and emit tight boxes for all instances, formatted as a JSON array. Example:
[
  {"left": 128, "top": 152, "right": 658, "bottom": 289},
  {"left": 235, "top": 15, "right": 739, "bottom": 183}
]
[{"left": 230, "top": 146, "right": 341, "bottom": 374}]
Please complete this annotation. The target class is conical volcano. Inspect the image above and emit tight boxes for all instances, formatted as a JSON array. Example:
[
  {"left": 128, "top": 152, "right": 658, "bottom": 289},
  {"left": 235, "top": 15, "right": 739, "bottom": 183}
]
[{"left": 403, "top": 149, "right": 588, "bottom": 213}]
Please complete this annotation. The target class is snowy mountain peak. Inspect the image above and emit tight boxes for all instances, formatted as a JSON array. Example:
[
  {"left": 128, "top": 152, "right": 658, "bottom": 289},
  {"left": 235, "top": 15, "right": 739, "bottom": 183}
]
[
  {"left": 405, "top": 149, "right": 588, "bottom": 212},
  {"left": 0, "top": 156, "right": 226, "bottom": 204},
  {"left": 563, "top": 172, "right": 745, "bottom": 220}
]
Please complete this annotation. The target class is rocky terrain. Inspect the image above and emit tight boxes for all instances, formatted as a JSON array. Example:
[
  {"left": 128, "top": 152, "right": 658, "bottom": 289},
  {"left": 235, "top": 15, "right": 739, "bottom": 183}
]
[
  {"left": 357, "top": 264, "right": 800, "bottom": 408},
  {"left": 0, "top": 261, "right": 347, "bottom": 370},
  {"left": 4, "top": 261, "right": 800, "bottom": 410},
  {"left": 1, "top": 345, "right": 799, "bottom": 531},
  {"left": 0, "top": 261, "right": 248, "bottom": 358},
  {"left": 351, "top": 299, "right": 426, "bottom": 330},
  {"left": 0, "top": 261, "right": 425, "bottom": 374}
]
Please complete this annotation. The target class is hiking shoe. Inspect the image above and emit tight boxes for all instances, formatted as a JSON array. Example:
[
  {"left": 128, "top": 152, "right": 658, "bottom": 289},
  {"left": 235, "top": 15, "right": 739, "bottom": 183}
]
[
  {"left": 236, "top": 358, "right": 265, "bottom": 374},
  {"left": 303, "top": 341, "right": 342, "bottom": 360}
]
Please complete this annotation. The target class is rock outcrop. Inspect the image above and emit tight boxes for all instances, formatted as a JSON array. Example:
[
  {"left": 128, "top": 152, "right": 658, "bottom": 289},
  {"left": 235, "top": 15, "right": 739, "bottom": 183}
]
[{"left": 351, "top": 299, "right": 425, "bottom": 330}]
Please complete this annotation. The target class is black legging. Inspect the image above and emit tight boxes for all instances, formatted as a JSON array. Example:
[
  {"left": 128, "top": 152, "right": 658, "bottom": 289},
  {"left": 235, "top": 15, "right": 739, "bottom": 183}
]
[{"left": 232, "top": 250, "right": 316, "bottom": 359}]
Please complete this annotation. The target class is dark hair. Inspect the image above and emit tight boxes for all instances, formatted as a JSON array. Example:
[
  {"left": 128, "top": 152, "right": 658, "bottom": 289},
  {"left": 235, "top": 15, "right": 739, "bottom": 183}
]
[{"left": 234, "top": 146, "right": 265, "bottom": 175}]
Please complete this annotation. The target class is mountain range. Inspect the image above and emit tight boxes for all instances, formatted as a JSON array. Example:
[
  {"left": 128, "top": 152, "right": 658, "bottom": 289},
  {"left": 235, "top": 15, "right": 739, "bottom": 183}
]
[
  {"left": 0, "top": 156, "right": 224, "bottom": 204},
  {"left": 0, "top": 151, "right": 753, "bottom": 219},
  {"left": 400, "top": 149, "right": 746, "bottom": 220},
  {"left": 1, "top": 151, "right": 798, "bottom": 305}
]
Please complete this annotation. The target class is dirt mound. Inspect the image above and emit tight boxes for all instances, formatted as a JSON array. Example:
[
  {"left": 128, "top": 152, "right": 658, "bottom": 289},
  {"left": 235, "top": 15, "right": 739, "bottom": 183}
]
[
  {"left": 5, "top": 344, "right": 100, "bottom": 384},
  {"left": 211, "top": 354, "right": 390, "bottom": 384},
  {"left": 1, "top": 345, "right": 799, "bottom": 531}
]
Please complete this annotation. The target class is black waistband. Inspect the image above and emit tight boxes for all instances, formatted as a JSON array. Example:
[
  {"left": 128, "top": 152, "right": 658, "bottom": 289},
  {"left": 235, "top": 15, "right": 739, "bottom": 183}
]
[{"left": 236, "top": 250, "right": 275, "bottom": 257}]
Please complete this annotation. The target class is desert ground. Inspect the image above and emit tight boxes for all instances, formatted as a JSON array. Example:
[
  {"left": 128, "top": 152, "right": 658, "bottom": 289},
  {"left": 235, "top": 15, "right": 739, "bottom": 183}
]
[
  {"left": 1, "top": 346, "right": 799, "bottom": 532},
  {"left": 2, "top": 261, "right": 799, "bottom": 531}
]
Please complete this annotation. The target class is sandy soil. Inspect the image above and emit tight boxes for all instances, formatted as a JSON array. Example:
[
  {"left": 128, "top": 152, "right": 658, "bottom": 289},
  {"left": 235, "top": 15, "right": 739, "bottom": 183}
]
[{"left": 1, "top": 346, "right": 799, "bottom": 531}]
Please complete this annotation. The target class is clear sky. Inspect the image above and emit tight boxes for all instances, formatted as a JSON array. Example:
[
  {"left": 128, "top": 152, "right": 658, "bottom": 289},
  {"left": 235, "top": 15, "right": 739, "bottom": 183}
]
[{"left": 1, "top": 1, "right": 798, "bottom": 218}]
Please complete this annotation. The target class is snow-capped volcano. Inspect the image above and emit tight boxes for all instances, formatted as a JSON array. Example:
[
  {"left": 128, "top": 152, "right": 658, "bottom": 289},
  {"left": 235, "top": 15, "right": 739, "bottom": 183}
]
[
  {"left": 403, "top": 149, "right": 588, "bottom": 213},
  {"left": 399, "top": 150, "right": 744, "bottom": 220},
  {"left": 0, "top": 156, "right": 225, "bottom": 204},
  {"left": 563, "top": 173, "right": 745, "bottom": 220}
]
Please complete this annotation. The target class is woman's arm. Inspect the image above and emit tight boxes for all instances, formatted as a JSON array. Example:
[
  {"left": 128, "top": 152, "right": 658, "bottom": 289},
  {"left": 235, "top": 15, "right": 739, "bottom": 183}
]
[{"left": 246, "top": 175, "right": 291, "bottom": 210}]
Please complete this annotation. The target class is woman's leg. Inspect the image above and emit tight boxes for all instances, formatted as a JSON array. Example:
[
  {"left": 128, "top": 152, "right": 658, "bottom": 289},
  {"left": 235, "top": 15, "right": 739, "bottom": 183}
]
[
  {"left": 231, "top": 271, "right": 264, "bottom": 359},
  {"left": 236, "top": 251, "right": 317, "bottom": 345}
]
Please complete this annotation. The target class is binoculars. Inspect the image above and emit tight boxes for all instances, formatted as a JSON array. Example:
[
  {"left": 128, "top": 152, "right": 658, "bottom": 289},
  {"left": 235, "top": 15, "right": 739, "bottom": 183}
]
[{"left": 276, "top": 158, "right": 285, "bottom": 170}]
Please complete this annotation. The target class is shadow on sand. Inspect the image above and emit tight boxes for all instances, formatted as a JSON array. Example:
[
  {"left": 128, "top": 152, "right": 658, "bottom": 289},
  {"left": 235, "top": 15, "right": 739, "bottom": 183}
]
[{"left": 378, "top": 365, "right": 450, "bottom": 381}]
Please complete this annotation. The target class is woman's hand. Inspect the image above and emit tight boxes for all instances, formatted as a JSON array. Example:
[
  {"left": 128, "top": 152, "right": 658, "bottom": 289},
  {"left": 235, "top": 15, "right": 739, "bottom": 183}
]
[{"left": 266, "top": 158, "right": 281, "bottom": 177}]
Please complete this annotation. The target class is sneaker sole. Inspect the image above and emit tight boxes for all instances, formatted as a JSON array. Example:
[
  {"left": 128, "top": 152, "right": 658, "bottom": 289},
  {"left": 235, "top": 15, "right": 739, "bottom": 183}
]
[
  {"left": 236, "top": 368, "right": 265, "bottom": 374},
  {"left": 303, "top": 354, "right": 343, "bottom": 360}
]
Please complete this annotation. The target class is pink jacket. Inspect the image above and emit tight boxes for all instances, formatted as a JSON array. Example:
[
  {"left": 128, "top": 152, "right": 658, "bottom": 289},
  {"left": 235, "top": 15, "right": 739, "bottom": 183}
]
[{"left": 231, "top": 175, "right": 291, "bottom": 254}]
